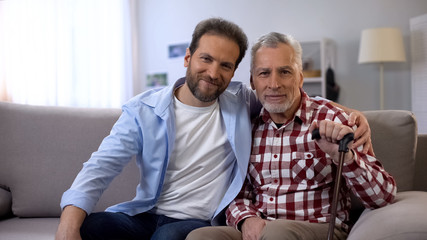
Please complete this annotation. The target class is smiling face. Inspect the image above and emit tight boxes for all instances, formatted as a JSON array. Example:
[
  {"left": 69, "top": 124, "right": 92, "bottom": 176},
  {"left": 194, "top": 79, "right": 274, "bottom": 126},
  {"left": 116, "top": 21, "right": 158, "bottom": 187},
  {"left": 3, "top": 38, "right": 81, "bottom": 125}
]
[
  {"left": 251, "top": 43, "right": 304, "bottom": 123},
  {"left": 181, "top": 34, "right": 240, "bottom": 107}
]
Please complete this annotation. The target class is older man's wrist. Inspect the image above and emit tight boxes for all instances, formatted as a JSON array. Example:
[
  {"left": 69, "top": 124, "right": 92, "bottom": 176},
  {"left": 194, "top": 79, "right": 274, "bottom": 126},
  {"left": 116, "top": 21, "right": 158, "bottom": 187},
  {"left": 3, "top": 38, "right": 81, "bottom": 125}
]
[{"left": 237, "top": 218, "right": 246, "bottom": 231}]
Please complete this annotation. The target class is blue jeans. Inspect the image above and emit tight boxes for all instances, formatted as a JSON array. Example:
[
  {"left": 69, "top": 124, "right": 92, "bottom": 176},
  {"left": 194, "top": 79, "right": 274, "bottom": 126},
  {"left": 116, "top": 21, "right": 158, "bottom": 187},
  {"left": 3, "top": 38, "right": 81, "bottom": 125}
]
[{"left": 80, "top": 212, "right": 211, "bottom": 240}]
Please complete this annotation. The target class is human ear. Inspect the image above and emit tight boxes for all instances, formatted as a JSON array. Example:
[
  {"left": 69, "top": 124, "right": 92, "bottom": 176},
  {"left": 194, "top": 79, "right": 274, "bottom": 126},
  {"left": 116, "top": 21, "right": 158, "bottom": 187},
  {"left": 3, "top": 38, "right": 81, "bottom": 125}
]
[
  {"left": 298, "top": 71, "right": 304, "bottom": 88},
  {"left": 250, "top": 75, "right": 255, "bottom": 90},
  {"left": 184, "top": 48, "right": 191, "bottom": 67}
]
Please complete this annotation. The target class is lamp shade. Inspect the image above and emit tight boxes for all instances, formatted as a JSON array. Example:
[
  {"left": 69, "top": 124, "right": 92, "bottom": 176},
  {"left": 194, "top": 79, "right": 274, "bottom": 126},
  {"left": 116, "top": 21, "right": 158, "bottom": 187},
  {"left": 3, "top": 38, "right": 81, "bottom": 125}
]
[{"left": 358, "top": 28, "right": 406, "bottom": 63}]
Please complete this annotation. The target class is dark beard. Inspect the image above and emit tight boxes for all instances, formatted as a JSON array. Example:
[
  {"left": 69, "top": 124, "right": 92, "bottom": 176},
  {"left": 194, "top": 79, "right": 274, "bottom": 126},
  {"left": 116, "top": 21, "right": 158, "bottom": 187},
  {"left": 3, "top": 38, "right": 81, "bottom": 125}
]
[{"left": 185, "top": 68, "right": 224, "bottom": 103}]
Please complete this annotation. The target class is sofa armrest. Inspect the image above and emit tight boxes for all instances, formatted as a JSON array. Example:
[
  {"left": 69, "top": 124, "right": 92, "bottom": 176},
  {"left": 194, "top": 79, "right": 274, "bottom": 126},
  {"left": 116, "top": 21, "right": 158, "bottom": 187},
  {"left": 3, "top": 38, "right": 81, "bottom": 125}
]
[
  {"left": 414, "top": 134, "right": 427, "bottom": 191},
  {"left": 348, "top": 191, "right": 427, "bottom": 240},
  {"left": 0, "top": 187, "right": 12, "bottom": 219}
]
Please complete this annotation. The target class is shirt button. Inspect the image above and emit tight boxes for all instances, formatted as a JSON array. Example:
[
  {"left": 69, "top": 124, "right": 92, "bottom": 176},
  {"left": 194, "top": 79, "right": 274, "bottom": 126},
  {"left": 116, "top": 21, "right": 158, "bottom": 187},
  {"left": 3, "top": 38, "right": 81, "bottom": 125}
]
[
  {"left": 274, "top": 179, "right": 278, "bottom": 183},
  {"left": 276, "top": 133, "right": 280, "bottom": 137},
  {"left": 269, "top": 197, "right": 274, "bottom": 201},
  {"left": 274, "top": 154, "right": 278, "bottom": 158}
]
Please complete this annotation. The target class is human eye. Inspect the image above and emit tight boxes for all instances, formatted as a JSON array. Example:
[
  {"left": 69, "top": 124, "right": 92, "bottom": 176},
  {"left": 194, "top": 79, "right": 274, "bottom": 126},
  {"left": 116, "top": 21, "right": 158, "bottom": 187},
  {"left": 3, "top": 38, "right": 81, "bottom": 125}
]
[
  {"left": 221, "top": 63, "right": 234, "bottom": 71},
  {"left": 280, "top": 67, "right": 293, "bottom": 76},
  {"left": 258, "top": 70, "right": 270, "bottom": 77},
  {"left": 200, "top": 55, "right": 212, "bottom": 63}
]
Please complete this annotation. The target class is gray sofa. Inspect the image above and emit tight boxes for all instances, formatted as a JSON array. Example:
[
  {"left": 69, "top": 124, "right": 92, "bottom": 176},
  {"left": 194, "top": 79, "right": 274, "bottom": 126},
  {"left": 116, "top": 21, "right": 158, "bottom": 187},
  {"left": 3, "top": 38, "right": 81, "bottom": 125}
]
[{"left": 0, "top": 101, "right": 426, "bottom": 240}]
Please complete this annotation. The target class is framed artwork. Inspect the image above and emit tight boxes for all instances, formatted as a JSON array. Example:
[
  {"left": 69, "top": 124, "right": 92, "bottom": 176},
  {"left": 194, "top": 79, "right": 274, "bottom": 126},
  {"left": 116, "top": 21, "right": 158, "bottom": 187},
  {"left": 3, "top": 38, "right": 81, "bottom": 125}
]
[
  {"left": 168, "top": 43, "right": 188, "bottom": 58},
  {"left": 146, "top": 73, "right": 168, "bottom": 88}
]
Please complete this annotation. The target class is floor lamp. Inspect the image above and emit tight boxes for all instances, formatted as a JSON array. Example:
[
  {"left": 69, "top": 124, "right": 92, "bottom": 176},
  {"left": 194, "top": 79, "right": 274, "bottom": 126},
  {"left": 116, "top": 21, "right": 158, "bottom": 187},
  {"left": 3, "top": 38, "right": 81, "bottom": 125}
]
[{"left": 358, "top": 28, "right": 406, "bottom": 110}]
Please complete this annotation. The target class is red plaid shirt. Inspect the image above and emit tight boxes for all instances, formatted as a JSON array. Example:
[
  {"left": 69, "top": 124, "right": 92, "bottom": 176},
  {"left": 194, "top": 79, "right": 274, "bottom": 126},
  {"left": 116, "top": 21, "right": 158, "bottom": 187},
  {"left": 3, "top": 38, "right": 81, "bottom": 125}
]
[{"left": 226, "top": 91, "right": 396, "bottom": 232}]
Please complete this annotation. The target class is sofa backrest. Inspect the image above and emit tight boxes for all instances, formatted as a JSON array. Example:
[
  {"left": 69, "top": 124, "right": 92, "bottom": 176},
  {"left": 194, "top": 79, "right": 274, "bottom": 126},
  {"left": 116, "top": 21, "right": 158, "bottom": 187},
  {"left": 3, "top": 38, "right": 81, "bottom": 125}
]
[
  {"left": 0, "top": 103, "right": 419, "bottom": 218},
  {"left": 0, "top": 102, "right": 139, "bottom": 218},
  {"left": 363, "top": 110, "right": 417, "bottom": 192}
]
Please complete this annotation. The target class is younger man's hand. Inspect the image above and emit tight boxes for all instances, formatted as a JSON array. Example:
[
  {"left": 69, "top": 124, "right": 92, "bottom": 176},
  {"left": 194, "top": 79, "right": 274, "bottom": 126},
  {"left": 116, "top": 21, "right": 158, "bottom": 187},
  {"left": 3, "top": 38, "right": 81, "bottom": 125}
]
[{"left": 348, "top": 111, "right": 374, "bottom": 155}]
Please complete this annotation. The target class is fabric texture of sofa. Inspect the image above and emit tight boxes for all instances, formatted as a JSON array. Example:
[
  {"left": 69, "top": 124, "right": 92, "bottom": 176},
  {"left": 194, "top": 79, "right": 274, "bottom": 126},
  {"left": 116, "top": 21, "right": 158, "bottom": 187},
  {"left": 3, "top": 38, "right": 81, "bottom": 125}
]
[{"left": 0, "top": 101, "right": 426, "bottom": 240}]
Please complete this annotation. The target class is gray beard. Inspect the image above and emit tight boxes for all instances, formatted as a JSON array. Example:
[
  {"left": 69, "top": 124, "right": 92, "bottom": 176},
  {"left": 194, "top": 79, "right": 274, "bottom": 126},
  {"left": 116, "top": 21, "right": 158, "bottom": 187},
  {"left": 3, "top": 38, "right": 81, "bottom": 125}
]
[
  {"left": 261, "top": 92, "right": 296, "bottom": 114},
  {"left": 263, "top": 101, "right": 293, "bottom": 114}
]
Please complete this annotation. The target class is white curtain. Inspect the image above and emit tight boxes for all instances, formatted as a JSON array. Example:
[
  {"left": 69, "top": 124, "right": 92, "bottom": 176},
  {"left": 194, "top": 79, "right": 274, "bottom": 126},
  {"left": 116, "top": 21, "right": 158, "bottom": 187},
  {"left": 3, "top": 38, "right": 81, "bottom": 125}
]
[{"left": 0, "top": 0, "right": 134, "bottom": 108}]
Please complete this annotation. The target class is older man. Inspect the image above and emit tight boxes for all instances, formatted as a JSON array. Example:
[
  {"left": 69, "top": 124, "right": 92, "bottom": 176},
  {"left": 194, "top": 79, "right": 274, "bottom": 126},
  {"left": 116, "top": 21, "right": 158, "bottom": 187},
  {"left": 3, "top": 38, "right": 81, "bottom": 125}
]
[{"left": 187, "top": 32, "right": 396, "bottom": 240}]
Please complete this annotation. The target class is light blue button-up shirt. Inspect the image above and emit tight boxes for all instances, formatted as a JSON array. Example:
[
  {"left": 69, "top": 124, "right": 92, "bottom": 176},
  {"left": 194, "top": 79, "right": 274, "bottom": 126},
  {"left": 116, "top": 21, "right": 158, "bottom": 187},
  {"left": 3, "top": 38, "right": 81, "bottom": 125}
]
[{"left": 60, "top": 78, "right": 260, "bottom": 225}]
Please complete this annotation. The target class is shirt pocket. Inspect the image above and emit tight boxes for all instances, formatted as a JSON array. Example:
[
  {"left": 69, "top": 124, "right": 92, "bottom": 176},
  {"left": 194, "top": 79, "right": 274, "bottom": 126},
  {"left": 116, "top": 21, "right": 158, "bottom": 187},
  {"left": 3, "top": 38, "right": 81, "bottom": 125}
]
[
  {"left": 248, "top": 154, "right": 264, "bottom": 187},
  {"left": 290, "top": 151, "right": 332, "bottom": 185}
]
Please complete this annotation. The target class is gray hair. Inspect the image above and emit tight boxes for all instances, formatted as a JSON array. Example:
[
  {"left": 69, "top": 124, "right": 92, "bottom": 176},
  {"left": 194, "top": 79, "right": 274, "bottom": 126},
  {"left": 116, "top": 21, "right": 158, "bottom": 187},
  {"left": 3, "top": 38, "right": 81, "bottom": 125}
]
[{"left": 250, "top": 32, "right": 303, "bottom": 74}]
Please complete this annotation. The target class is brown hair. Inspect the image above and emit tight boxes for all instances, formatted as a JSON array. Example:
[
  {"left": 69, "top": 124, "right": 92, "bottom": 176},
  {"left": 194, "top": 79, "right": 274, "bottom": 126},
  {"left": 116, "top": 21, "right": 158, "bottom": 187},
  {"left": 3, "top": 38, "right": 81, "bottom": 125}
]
[{"left": 188, "top": 18, "right": 248, "bottom": 69}]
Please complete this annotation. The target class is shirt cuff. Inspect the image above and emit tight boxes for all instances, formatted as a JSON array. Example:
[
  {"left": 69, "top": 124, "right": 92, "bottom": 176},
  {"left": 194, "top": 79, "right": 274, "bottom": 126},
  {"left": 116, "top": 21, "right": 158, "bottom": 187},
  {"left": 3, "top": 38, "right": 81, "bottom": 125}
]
[
  {"left": 60, "top": 189, "right": 96, "bottom": 215},
  {"left": 341, "top": 150, "right": 366, "bottom": 178}
]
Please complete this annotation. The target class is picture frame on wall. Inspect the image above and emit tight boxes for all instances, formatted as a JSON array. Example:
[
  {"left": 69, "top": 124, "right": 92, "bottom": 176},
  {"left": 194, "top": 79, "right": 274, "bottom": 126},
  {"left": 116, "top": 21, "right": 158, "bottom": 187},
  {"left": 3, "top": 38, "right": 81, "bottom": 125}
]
[
  {"left": 168, "top": 43, "right": 189, "bottom": 58},
  {"left": 146, "top": 73, "right": 168, "bottom": 88}
]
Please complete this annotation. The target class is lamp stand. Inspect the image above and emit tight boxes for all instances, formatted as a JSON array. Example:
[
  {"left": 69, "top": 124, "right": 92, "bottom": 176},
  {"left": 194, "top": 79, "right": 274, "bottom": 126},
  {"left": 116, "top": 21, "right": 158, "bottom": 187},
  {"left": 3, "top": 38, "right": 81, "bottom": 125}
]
[{"left": 379, "top": 62, "right": 384, "bottom": 110}]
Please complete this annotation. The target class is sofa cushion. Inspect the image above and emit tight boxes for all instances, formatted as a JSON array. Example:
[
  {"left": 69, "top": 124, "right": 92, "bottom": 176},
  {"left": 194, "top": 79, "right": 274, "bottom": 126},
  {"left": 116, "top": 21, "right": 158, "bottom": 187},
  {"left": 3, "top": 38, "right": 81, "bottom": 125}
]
[
  {"left": 0, "top": 217, "right": 59, "bottom": 240},
  {"left": 0, "top": 102, "right": 139, "bottom": 217},
  {"left": 363, "top": 110, "right": 417, "bottom": 192},
  {"left": 348, "top": 191, "right": 427, "bottom": 240}
]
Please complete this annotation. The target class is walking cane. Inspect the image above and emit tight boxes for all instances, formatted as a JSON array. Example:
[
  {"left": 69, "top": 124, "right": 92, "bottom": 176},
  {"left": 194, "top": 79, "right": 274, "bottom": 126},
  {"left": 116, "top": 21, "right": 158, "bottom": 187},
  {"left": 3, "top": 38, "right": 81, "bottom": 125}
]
[{"left": 312, "top": 129, "right": 354, "bottom": 240}]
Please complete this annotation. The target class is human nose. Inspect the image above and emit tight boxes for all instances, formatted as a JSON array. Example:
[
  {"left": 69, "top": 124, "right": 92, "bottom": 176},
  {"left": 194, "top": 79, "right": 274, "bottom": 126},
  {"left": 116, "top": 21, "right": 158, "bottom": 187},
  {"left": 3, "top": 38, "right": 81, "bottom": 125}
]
[
  {"left": 206, "top": 63, "right": 220, "bottom": 80},
  {"left": 268, "top": 73, "right": 280, "bottom": 89}
]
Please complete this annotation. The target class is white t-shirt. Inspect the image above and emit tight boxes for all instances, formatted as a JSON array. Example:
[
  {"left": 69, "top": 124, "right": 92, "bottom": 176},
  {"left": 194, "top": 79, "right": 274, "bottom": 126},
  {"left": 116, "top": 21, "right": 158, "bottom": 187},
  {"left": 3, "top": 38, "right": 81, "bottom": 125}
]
[{"left": 151, "top": 96, "right": 234, "bottom": 220}]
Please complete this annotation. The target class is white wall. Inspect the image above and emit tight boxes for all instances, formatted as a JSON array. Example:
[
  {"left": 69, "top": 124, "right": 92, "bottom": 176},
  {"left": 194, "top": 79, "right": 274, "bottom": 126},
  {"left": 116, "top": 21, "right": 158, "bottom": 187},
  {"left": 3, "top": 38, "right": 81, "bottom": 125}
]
[{"left": 137, "top": 0, "right": 427, "bottom": 111}]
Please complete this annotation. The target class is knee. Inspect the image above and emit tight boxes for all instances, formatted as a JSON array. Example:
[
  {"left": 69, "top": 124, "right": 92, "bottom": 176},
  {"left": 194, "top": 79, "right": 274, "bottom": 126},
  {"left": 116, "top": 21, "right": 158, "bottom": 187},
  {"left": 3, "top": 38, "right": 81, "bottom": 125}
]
[
  {"left": 153, "top": 229, "right": 184, "bottom": 240},
  {"left": 152, "top": 219, "right": 211, "bottom": 240},
  {"left": 186, "top": 227, "right": 214, "bottom": 240},
  {"left": 261, "top": 221, "right": 303, "bottom": 240},
  {"left": 80, "top": 212, "right": 132, "bottom": 239},
  {"left": 80, "top": 213, "right": 110, "bottom": 239},
  {"left": 80, "top": 213, "right": 103, "bottom": 235},
  {"left": 186, "top": 226, "right": 240, "bottom": 240}
]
